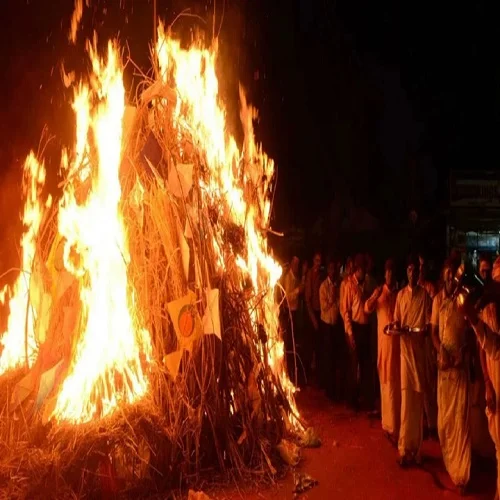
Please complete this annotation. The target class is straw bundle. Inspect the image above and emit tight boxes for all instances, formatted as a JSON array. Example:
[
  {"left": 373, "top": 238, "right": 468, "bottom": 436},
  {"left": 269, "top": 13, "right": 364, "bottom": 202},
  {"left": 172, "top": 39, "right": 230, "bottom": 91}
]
[{"left": 0, "top": 35, "right": 300, "bottom": 499}]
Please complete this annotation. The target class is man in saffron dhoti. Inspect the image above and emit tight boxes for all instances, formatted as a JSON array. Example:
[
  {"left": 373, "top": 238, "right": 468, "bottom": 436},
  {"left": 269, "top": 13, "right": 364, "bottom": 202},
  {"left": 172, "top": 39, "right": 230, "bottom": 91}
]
[
  {"left": 431, "top": 260, "right": 471, "bottom": 494},
  {"left": 365, "top": 258, "right": 399, "bottom": 444},
  {"left": 394, "top": 255, "right": 432, "bottom": 467},
  {"left": 464, "top": 257, "right": 500, "bottom": 500}
]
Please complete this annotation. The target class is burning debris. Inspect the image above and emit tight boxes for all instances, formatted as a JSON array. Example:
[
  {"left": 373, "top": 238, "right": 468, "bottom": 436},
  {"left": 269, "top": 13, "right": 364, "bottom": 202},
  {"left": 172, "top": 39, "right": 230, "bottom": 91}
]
[{"left": 0, "top": 11, "right": 301, "bottom": 500}]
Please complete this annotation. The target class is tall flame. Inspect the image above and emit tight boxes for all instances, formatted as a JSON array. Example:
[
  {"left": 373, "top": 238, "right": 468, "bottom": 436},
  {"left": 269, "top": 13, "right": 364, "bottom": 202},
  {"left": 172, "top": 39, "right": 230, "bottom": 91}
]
[
  {"left": 0, "top": 153, "right": 51, "bottom": 373},
  {"left": 1, "top": 20, "right": 298, "bottom": 427},
  {"left": 156, "top": 24, "right": 298, "bottom": 421},
  {"left": 51, "top": 41, "right": 151, "bottom": 423}
]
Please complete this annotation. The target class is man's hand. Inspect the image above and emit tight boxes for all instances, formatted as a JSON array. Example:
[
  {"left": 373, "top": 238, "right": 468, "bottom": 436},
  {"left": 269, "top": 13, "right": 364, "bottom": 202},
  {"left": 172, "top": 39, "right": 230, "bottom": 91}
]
[{"left": 485, "top": 380, "right": 496, "bottom": 413}]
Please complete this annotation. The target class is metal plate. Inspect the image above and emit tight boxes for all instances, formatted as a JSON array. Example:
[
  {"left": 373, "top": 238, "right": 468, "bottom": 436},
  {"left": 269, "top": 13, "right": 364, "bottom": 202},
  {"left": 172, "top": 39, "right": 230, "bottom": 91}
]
[
  {"left": 383, "top": 324, "right": 427, "bottom": 336},
  {"left": 383, "top": 324, "right": 406, "bottom": 336}
]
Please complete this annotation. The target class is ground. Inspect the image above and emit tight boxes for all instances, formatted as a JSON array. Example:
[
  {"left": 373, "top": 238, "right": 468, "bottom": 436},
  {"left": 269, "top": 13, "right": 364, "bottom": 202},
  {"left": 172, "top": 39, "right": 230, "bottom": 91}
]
[{"left": 212, "top": 388, "right": 496, "bottom": 500}]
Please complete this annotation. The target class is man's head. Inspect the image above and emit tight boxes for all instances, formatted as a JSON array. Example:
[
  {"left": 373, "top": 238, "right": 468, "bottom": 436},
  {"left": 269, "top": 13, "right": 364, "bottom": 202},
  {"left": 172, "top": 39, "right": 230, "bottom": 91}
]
[
  {"left": 442, "top": 259, "right": 455, "bottom": 295},
  {"left": 290, "top": 256, "right": 299, "bottom": 275},
  {"left": 384, "top": 258, "right": 395, "bottom": 287},
  {"left": 407, "top": 254, "right": 420, "bottom": 288},
  {"left": 353, "top": 253, "right": 366, "bottom": 283},
  {"left": 479, "top": 254, "right": 492, "bottom": 284},
  {"left": 327, "top": 260, "right": 336, "bottom": 280},
  {"left": 312, "top": 252, "right": 321, "bottom": 271}
]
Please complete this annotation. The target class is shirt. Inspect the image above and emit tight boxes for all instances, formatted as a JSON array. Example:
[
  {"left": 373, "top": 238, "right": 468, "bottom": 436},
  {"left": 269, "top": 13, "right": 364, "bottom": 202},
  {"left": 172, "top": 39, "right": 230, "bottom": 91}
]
[
  {"left": 319, "top": 276, "right": 339, "bottom": 325},
  {"left": 341, "top": 275, "right": 368, "bottom": 336},
  {"left": 282, "top": 268, "right": 300, "bottom": 311},
  {"left": 305, "top": 268, "right": 322, "bottom": 312},
  {"left": 394, "top": 284, "right": 432, "bottom": 392},
  {"left": 339, "top": 275, "right": 350, "bottom": 312},
  {"left": 431, "top": 289, "right": 467, "bottom": 354}
]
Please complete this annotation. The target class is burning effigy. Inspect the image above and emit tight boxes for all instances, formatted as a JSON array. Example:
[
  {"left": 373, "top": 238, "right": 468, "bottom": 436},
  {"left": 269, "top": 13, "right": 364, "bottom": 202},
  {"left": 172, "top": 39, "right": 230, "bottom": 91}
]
[{"left": 0, "top": 7, "right": 301, "bottom": 499}]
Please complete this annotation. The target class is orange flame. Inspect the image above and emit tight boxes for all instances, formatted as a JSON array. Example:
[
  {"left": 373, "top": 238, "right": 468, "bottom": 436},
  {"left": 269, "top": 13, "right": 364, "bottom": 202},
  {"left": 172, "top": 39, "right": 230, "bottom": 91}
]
[
  {"left": 0, "top": 153, "right": 51, "bottom": 373},
  {"left": 51, "top": 40, "right": 151, "bottom": 424},
  {"left": 156, "top": 24, "right": 299, "bottom": 424}
]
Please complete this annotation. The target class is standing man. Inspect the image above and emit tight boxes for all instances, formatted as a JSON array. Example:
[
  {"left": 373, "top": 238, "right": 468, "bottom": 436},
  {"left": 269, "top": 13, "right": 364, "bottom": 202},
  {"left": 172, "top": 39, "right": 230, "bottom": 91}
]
[
  {"left": 365, "top": 258, "right": 399, "bottom": 444},
  {"left": 365, "top": 253, "right": 379, "bottom": 413},
  {"left": 341, "top": 254, "right": 370, "bottom": 411},
  {"left": 431, "top": 260, "right": 471, "bottom": 494},
  {"left": 419, "top": 254, "right": 439, "bottom": 440},
  {"left": 282, "top": 256, "right": 303, "bottom": 382},
  {"left": 394, "top": 255, "right": 432, "bottom": 466},
  {"left": 305, "top": 252, "right": 322, "bottom": 384},
  {"left": 319, "top": 260, "right": 340, "bottom": 399},
  {"left": 466, "top": 257, "right": 500, "bottom": 500}
]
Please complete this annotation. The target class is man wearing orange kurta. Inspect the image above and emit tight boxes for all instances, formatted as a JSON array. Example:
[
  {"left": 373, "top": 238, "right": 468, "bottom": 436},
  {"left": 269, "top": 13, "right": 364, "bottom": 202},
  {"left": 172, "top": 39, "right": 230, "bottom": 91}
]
[
  {"left": 431, "top": 260, "right": 470, "bottom": 493},
  {"left": 365, "top": 258, "right": 399, "bottom": 444},
  {"left": 394, "top": 255, "right": 432, "bottom": 466}
]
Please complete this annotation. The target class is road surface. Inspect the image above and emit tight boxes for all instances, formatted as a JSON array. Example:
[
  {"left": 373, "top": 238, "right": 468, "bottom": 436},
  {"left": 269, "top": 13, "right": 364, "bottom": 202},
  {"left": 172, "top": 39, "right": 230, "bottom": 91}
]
[{"left": 214, "top": 387, "right": 496, "bottom": 499}]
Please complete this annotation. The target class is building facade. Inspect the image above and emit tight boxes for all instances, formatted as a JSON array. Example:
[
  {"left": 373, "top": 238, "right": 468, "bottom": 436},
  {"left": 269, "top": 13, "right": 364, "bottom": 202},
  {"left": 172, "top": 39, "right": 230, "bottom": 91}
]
[{"left": 447, "top": 170, "right": 500, "bottom": 264}]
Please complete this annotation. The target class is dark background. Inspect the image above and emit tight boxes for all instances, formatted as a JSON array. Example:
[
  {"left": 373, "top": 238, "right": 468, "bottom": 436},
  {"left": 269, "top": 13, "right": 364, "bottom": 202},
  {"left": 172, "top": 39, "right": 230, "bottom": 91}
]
[{"left": 0, "top": 0, "right": 494, "bottom": 268}]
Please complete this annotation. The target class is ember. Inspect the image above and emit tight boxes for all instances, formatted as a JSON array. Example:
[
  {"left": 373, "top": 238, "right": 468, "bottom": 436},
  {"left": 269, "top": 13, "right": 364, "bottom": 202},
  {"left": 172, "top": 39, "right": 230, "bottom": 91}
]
[{"left": 0, "top": 6, "right": 300, "bottom": 499}]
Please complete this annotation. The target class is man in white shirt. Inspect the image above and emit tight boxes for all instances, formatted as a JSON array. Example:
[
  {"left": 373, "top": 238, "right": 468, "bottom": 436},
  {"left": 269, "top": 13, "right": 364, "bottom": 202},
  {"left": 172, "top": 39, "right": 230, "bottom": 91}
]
[
  {"left": 341, "top": 253, "right": 370, "bottom": 411},
  {"left": 319, "top": 260, "right": 340, "bottom": 400},
  {"left": 394, "top": 255, "right": 432, "bottom": 467},
  {"left": 431, "top": 260, "right": 471, "bottom": 494}
]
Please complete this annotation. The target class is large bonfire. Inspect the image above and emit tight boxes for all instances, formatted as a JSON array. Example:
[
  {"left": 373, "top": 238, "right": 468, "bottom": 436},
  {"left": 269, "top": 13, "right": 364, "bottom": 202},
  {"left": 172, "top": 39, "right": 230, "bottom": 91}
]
[{"left": 0, "top": 6, "right": 301, "bottom": 499}]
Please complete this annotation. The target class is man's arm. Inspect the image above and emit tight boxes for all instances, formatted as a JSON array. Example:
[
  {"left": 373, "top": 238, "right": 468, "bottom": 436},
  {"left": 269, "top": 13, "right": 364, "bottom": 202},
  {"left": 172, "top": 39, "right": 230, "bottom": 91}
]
[
  {"left": 342, "top": 281, "right": 354, "bottom": 338},
  {"left": 471, "top": 319, "right": 500, "bottom": 360},
  {"left": 364, "top": 286, "right": 381, "bottom": 315},
  {"left": 478, "top": 341, "right": 496, "bottom": 412}
]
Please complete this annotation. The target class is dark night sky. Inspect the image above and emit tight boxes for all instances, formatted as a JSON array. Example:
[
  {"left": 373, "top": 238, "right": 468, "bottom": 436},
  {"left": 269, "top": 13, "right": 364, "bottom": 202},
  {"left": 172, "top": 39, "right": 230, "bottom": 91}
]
[{"left": 0, "top": 0, "right": 494, "bottom": 242}]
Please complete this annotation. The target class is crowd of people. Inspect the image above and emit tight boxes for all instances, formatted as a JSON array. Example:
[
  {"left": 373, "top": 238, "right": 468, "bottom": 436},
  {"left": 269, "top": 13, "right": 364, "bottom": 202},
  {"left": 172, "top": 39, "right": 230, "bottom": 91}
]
[{"left": 279, "top": 249, "right": 500, "bottom": 497}]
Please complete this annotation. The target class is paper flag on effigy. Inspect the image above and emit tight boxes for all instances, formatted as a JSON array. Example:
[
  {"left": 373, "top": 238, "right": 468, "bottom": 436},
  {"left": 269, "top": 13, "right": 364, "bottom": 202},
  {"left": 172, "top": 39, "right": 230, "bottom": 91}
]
[
  {"left": 163, "top": 350, "right": 182, "bottom": 378},
  {"left": 202, "top": 288, "right": 221, "bottom": 340},
  {"left": 167, "top": 163, "right": 193, "bottom": 199},
  {"left": 10, "top": 370, "right": 37, "bottom": 410},
  {"left": 36, "top": 359, "right": 64, "bottom": 408},
  {"left": 167, "top": 290, "right": 203, "bottom": 352}
]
